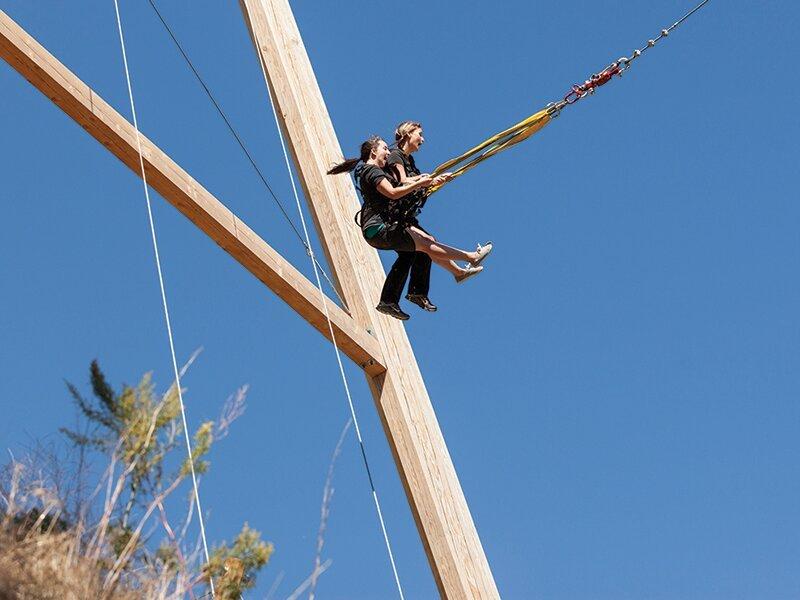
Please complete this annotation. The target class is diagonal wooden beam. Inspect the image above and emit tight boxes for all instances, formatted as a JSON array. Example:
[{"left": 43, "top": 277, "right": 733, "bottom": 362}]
[
  {"left": 240, "top": 1, "right": 501, "bottom": 598},
  {"left": 0, "top": 9, "right": 385, "bottom": 376}
]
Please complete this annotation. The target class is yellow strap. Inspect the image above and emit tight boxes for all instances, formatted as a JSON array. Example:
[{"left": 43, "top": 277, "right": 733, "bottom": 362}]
[{"left": 427, "top": 107, "right": 552, "bottom": 195}]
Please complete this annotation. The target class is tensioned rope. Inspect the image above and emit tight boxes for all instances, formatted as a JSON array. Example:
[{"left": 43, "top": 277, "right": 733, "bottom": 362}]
[
  {"left": 427, "top": 0, "right": 711, "bottom": 194},
  {"left": 145, "top": 0, "right": 347, "bottom": 311},
  {"left": 145, "top": 3, "right": 403, "bottom": 596},
  {"left": 110, "top": 2, "right": 215, "bottom": 597},
  {"left": 250, "top": 26, "right": 406, "bottom": 600}
]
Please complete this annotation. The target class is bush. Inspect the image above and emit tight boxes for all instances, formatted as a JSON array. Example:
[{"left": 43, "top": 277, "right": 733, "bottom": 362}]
[{"left": 0, "top": 358, "right": 271, "bottom": 599}]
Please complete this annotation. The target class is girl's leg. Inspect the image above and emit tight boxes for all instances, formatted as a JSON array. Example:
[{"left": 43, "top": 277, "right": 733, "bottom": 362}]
[
  {"left": 407, "top": 252, "right": 432, "bottom": 297},
  {"left": 381, "top": 251, "right": 415, "bottom": 304},
  {"left": 408, "top": 227, "right": 478, "bottom": 264},
  {"left": 431, "top": 256, "right": 465, "bottom": 276}
]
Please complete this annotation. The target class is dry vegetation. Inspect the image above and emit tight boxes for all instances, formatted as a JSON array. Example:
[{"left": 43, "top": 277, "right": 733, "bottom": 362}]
[{"left": 0, "top": 358, "right": 271, "bottom": 599}]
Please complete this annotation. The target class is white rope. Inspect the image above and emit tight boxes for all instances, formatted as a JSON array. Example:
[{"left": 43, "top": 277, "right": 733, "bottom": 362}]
[
  {"left": 252, "top": 35, "right": 405, "bottom": 600},
  {"left": 110, "top": 3, "right": 214, "bottom": 597}
]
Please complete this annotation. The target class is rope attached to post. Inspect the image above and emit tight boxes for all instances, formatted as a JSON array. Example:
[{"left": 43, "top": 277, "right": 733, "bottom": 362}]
[
  {"left": 146, "top": 0, "right": 348, "bottom": 311},
  {"left": 251, "top": 27, "right": 407, "bottom": 600},
  {"left": 145, "top": 3, "right": 404, "bottom": 595}
]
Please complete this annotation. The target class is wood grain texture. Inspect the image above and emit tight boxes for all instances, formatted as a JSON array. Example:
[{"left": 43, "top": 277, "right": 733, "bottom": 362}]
[
  {"left": 0, "top": 9, "right": 385, "bottom": 377},
  {"left": 239, "top": 1, "right": 501, "bottom": 597}
]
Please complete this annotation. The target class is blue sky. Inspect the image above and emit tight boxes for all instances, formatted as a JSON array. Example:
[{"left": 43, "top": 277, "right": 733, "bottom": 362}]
[{"left": 2, "top": 1, "right": 798, "bottom": 598}]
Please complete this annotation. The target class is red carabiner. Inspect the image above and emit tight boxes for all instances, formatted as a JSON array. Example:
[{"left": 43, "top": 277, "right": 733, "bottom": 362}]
[
  {"left": 562, "top": 62, "right": 623, "bottom": 106},
  {"left": 592, "top": 62, "right": 623, "bottom": 88}
]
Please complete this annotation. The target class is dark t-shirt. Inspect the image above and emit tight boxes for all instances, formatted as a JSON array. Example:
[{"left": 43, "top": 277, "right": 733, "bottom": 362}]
[
  {"left": 387, "top": 148, "right": 421, "bottom": 179},
  {"left": 387, "top": 148, "right": 426, "bottom": 219},
  {"left": 354, "top": 163, "right": 396, "bottom": 231}
]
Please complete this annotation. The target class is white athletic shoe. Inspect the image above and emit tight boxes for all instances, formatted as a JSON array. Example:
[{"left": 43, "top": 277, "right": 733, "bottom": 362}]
[
  {"left": 470, "top": 242, "right": 493, "bottom": 267},
  {"left": 451, "top": 262, "right": 484, "bottom": 284}
]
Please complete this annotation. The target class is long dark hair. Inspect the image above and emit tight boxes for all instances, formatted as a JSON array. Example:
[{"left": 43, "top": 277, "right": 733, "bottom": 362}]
[{"left": 327, "top": 135, "right": 382, "bottom": 175}]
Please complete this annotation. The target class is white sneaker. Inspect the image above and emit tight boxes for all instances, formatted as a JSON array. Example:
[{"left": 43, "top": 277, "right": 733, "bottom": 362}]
[
  {"left": 451, "top": 262, "right": 484, "bottom": 284},
  {"left": 470, "top": 242, "right": 493, "bottom": 267}
]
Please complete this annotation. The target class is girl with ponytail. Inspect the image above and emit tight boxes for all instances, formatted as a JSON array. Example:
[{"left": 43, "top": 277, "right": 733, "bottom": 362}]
[{"left": 328, "top": 135, "right": 492, "bottom": 321}]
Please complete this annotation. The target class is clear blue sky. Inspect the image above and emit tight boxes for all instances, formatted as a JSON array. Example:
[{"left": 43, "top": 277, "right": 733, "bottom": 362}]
[{"left": 2, "top": 1, "right": 798, "bottom": 598}]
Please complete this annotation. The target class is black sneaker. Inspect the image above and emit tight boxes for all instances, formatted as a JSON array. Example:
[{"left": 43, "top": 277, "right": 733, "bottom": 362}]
[
  {"left": 405, "top": 294, "right": 437, "bottom": 312},
  {"left": 376, "top": 301, "right": 410, "bottom": 321}
]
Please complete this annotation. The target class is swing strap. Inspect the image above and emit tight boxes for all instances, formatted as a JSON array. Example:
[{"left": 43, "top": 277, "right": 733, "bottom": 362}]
[{"left": 427, "top": 0, "right": 711, "bottom": 196}]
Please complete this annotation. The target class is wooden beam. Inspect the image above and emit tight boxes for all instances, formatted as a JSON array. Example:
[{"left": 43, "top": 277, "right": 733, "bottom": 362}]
[
  {"left": 239, "top": 1, "right": 501, "bottom": 597},
  {"left": 0, "top": 9, "right": 385, "bottom": 376}
]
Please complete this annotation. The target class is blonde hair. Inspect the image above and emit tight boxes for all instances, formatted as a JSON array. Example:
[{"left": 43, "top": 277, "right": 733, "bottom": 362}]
[{"left": 394, "top": 121, "right": 422, "bottom": 147}]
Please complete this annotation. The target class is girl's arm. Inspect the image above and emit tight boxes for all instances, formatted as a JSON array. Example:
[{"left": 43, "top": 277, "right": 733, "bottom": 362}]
[
  {"left": 375, "top": 176, "right": 433, "bottom": 200},
  {"left": 391, "top": 162, "right": 428, "bottom": 184},
  {"left": 391, "top": 161, "right": 408, "bottom": 183}
]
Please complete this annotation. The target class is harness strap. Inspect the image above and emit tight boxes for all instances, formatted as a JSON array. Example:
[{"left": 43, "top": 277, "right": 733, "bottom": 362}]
[{"left": 427, "top": 108, "right": 552, "bottom": 195}]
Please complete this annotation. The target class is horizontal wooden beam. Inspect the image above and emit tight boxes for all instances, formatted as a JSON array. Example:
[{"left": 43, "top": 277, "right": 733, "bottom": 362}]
[{"left": 0, "top": 9, "right": 385, "bottom": 376}]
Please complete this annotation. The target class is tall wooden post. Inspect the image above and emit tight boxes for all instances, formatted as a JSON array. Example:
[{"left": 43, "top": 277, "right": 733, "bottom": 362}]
[
  {"left": 239, "top": 1, "right": 500, "bottom": 597},
  {"left": 1, "top": 4, "right": 501, "bottom": 597}
]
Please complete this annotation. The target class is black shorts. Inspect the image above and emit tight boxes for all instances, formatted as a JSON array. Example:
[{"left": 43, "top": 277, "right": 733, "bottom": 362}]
[{"left": 364, "top": 223, "right": 416, "bottom": 253}]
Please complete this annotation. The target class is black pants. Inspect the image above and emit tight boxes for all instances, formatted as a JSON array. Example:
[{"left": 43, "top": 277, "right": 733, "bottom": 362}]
[
  {"left": 365, "top": 220, "right": 432, "bottom": 305},
  {"left": 380, "top": 250, "right": 432, "bottom": 304}
]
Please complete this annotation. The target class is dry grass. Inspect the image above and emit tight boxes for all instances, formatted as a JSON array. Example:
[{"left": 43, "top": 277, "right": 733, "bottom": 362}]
[
  {"left": 0, "top": 358, "right": 252, "bottom": 599},
  {"left": 0, "top": 462, "right": 189, "bottom": 600},
  {"left": 0, "top": 529, "right": 140, "bottom": 600},
  {"left": 0, "top": 359, "right": 349, "bottom": 599}
]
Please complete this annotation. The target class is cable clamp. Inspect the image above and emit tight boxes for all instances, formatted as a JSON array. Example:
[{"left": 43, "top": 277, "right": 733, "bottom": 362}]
[{"left": 546, "top": 102, "right": 563, "bottom": 118}]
